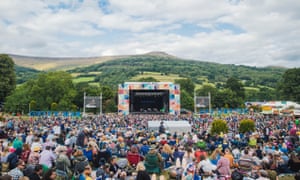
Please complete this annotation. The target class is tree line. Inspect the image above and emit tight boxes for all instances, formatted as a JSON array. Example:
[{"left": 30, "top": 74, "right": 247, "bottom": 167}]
[{"left": 1, "top": 54, "right": 300, "bottom": 113}]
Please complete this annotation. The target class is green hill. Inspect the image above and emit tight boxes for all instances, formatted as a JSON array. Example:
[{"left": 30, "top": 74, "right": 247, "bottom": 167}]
[
  {"left": 15, "top": 65, "right": 40, "bottom": 84},
  {"left": 68, "top": 53, "right": 286, "bottom": 90},
  {"left": 11, "top": 52, "right": 287, "bottom": 93}
]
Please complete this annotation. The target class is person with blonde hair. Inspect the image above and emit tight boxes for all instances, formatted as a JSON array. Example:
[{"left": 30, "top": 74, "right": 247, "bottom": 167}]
[
  {"left": 209, "top": 148, "right": 220, "bottom": 165},
  {"left": 136, "top": 162, "right": 151, "bottom": 180},
  {"left": 161, "top": 144, "right": 174, "bottom": 169}
]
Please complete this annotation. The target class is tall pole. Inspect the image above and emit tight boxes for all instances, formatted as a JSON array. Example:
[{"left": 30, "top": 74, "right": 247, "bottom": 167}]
[
  {"left": 100, "top": 93, "right": 102, "bottom": 115},
  {"left": 194, "top": 89, "right": 197, "bottom": 114},
  {"left": 208, "top": 92, "right": 211, "bottom": 115},
  {"left": 83, "top": 92, "right": 86, "bottom": 116},
  {"left": 28, "top": 102, "right": 31, "bottom": 115}
]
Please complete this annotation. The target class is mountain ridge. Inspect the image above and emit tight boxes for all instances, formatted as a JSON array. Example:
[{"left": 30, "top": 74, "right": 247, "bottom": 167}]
[{"left": 8, "top": 52, "right": 287, "bottom": 71}]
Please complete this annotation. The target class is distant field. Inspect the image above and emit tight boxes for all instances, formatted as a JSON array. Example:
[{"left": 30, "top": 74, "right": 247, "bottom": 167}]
[
  {"left": 71, "top": 72, "right": 101, "bottom": 77},
  {"left": 131, "top": 72, "right": 184, "bottom": 82},
  {"left": 244, "top": 87, "right": 259, "bottom": 91},
  {"left": 72, "top": 77, "right": 95, "bottom": 83},
  {"left": 88, "top": 82, "right": 100, "bottom": 87}
]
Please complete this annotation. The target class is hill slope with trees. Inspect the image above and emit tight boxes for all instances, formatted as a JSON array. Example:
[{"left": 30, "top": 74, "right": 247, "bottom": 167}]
[{"left": 69, "top": 54, "right": 286, "bottom": 89}]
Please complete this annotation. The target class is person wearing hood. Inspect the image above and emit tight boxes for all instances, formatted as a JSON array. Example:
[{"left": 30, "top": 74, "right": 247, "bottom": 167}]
[{"left": 6, "top": 147, "right": 22, "bottom": 170}]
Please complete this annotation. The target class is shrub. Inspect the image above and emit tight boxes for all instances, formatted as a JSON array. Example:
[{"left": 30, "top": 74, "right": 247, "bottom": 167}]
[
  {"left": 210, "top": 119, "right": 228, "bottom": 135},
  {"left": 239, "top": 119, "right": 255, "bottom": 133}
]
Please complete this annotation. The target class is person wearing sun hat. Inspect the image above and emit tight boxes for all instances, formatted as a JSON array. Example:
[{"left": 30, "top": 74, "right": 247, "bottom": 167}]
[{"left": 28, "top": 146, "right": 41, "bottom": 165}]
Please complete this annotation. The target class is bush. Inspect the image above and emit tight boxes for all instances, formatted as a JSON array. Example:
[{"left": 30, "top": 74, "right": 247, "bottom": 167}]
[
  {"left": 210, "top": 119, "right": 228, "bottom": 135},
  {"left": 239, "top": 119, "right": 255, "bottom": 133}
]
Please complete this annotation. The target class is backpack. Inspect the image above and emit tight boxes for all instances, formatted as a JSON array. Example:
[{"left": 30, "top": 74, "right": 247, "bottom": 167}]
[
  {"left": 56, "top": 155, "right": 69, "bottom": 178},
  {"left": 73, "top": 156, "right": 88, "bottom": 175}
]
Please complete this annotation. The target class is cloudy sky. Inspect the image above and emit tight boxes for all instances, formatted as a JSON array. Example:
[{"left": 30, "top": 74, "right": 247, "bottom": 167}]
[{"left": 0, "top": 0, "right": 299, "bottom": 67}]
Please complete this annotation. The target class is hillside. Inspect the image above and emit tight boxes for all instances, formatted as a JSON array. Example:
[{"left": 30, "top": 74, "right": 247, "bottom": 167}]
[
  {"left": 9, "top": 54, "right": 127, "bottom": 71},
  {"left": 10, "top": 52, "right": 287, "bottom": 92},
  {"left": 68, "top": 54, "right": 287, "bottom": 89},
  {"left": 15, "top": 65, "right": 40, "bottom": 84}
]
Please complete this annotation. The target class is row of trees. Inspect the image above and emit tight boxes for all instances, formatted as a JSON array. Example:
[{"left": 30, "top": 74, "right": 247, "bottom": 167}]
[{"left": 1, "top": 54, "right": 300, "bottom": 113}]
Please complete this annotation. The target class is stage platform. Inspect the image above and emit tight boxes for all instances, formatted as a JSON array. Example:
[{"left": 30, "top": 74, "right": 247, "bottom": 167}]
[{"left": 148, "top": 120, "right": 191, "bottom": 134}]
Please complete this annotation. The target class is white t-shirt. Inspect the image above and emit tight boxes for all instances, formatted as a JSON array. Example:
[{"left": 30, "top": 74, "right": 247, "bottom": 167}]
[{"left": 198, "top": 159, "right": 216, "bottom": 173}]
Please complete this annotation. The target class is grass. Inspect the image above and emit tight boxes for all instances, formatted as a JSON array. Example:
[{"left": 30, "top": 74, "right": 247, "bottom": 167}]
[
  {"left": 72, "top": 77, "right": 95, "bottom": 83},
  {"left": 130, "top": 72, "right": 184, "bottom": 82},
  {"left": 88, "top": 82, "right": 100, "bottom": 87}
]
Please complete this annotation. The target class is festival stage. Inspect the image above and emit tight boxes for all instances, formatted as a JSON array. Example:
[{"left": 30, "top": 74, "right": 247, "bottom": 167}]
[{"left": 118, "top": 82, "right": 180, "bottom": 115}]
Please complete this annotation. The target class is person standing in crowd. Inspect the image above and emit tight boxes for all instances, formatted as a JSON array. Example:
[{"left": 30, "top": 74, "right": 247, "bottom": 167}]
[
  {"left": 39, "top": 146, "right": 56, "bottom": 168},
  {"left": 28, "top": 146, "right": 41, "bottom": 166},
  {"left": 7, "top": 148, "right": 22, "bottom": 170},
  {"left": 76, "top": 128, "right": 90, "bottom": 148},
  {"left": 77, "top": 161, "right": 93, "bottom": 180},
  {"left": 28, "top": 164, "right": 43, "bottom": 180},
  {"left": 140, "top": 140, "right": 150, "bottom": 156},
  {"left": 12, "top": 134, "right": 23, "bottom": 151},
  {"left": 8, "top": 159, "right": 26, "bottom": 180},
  {"left": 42, "top": 168, "right": 57, "bottom": 180},
  {"left": 216, "top": 152, "right": 231, "bottom": 179},
  {"left": 161, "top": 143, "right": 174, "bottom": 169},
  {"left": 72, "top": 149, "right": 88, "bottom": 175},
  {"left": 224, "top": 148, "right": 237, "bottom": 168},
  {"left": 159, "top": 121, "right": 166, "bottom": 134},
  {"left": 20, "top": 144, "right": 31, "bottom": 164},
  {"left": 135, "top": 162, "right": 151, "bottom": 180},
  {"left": 144, "top": 145, "right": 163, "bottom": 175}
]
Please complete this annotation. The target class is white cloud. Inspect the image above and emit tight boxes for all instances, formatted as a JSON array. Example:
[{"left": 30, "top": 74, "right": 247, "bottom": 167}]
[{"left": 0, "top": 0, "right": 299, "bottom": 67}]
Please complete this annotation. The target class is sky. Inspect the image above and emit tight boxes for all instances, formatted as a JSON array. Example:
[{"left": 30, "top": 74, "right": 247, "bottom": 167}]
[{"left": 0, "top": 0, "right": 300, "bottom": 68}]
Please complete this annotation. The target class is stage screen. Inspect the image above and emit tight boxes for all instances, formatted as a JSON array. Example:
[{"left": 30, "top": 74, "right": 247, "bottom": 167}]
[
  {"left": 118, "top": 82, "right": 180, "bottom": 115},
  {"left": 129, "top": 90, "right": 169, "bottom": 113}
]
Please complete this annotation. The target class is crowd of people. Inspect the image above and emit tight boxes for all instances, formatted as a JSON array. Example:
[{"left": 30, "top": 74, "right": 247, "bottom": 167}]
[{"left": 0, "top": 112, "right": 299, "bottom": 180}]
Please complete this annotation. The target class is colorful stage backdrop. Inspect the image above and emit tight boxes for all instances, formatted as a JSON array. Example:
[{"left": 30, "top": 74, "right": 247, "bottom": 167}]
[{"left": 118, "top": 82, "right": 180, "bottom": 115}]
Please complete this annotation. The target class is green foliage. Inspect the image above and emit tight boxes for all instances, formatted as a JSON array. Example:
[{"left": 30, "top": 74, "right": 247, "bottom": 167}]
[
  {"left": 278, "top": 68, "right": 300, "bottom": 103},
  {"left": 51, "top": 102, "right": 58, "bottom": 111},
  {"left": 15, "top": 65, "right": 40, "bottom": 84},
  {"left": 103, "top": 98, "right": 117, "bottom": 113},
  {"left": 225, "top": 77, "right": 245, "bottom": 99},
  {"left": 210, "top": 119, "right": 228, "bottom": 135},
  {"left": 137, "top": 76, "right": 159, "bottom": 82},
  {"left": 180, "top": 90, "right": 194, "bottom": 111},
  {"left": 69, "top": 55, "right": 285, "bottom": 92},
  {"left": 239, "top": 119, "right": 255, "bottom": 133},
  {"left": 174, "top": 78, "right": 195, "bottom": 96},
  {"left": 214, "top": 89, "right": 243, "bottom": 108},
  {"left": 0, "top": 54, "right": 16, "bottom": 103},
  {"left": 5, "top": 71, "right": 77, "bottom": 112}
]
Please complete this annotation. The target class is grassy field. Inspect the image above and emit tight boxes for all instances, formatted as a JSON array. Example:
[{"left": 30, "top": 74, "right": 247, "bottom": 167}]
[
  {"left": 71, "top": 72, "right": 102, "bottom": 77},
  {"left": 130, "top": 72, "right": 184, "bottom": 82},
  {"left": 88, "top": 82, "right": 100, "bottom": 87},
  {"left": 72, "top": 77, "right": 95, "bottom": 83}
]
